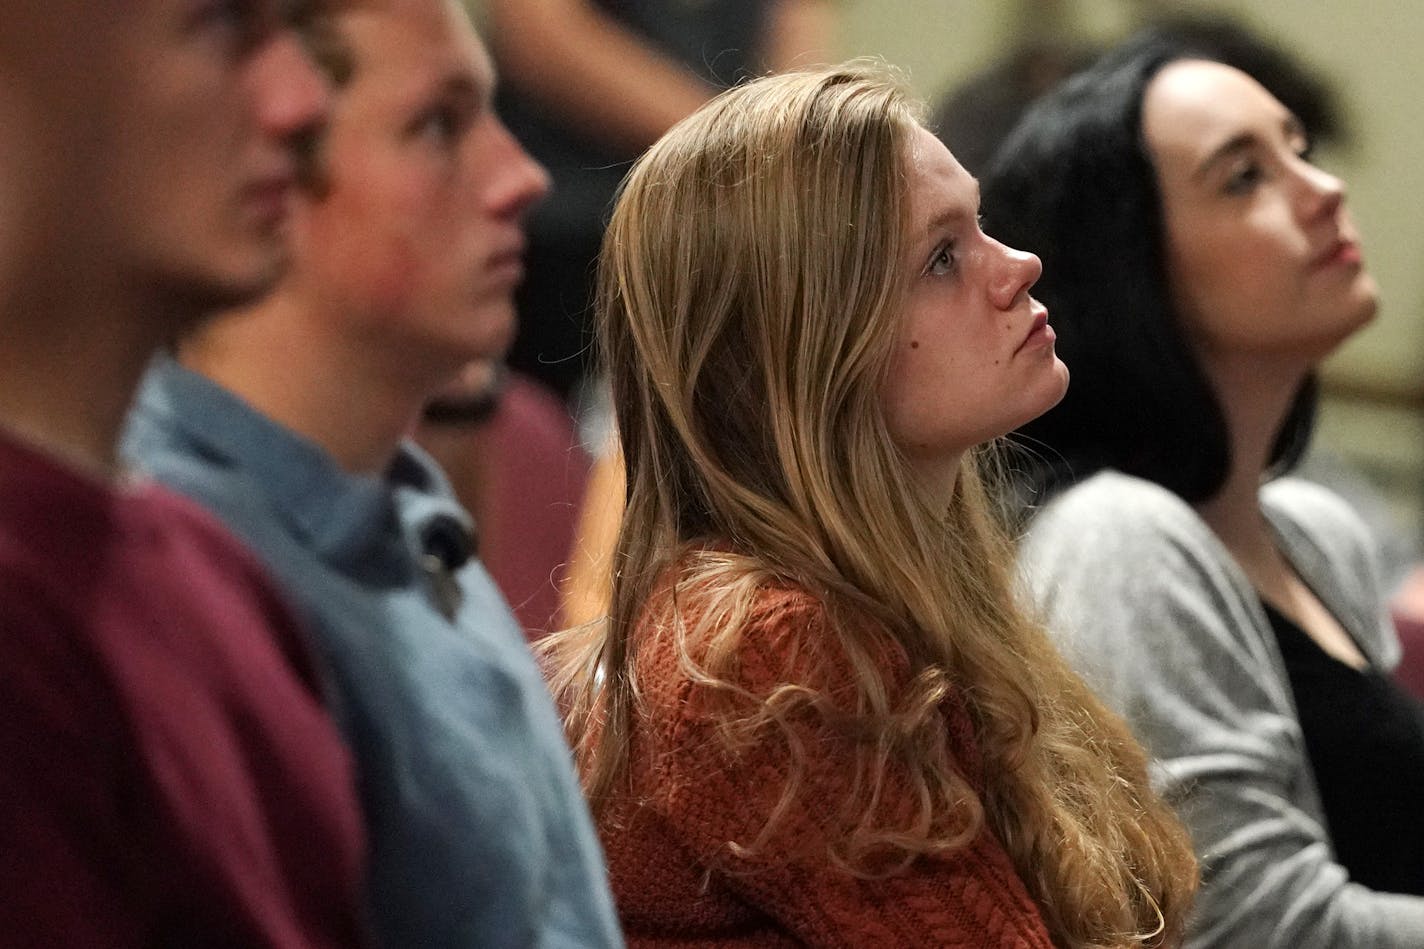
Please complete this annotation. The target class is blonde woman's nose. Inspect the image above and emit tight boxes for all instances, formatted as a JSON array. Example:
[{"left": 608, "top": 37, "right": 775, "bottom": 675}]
[{"left": 991, "top": 242, "right": 1042, "bottom": 311}]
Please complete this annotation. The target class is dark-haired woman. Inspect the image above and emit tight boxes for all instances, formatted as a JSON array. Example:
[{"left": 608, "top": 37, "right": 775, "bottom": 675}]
[{"left": 985, "top": 28, "right": 1424, "bottom": 949}]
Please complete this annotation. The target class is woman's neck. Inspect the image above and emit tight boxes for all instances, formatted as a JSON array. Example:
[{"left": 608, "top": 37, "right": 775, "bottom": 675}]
[
  {"left": 1192, "top": 349, "right": 1309, "bottom": 569},
  {"left": 1192, "top": 349, "right": 1368, "bottom": 668}
]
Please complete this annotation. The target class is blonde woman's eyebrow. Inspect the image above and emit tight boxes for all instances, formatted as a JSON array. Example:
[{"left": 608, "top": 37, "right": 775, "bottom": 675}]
[{"left": 924, "top": 202, "right": 976, "bottom": 239}]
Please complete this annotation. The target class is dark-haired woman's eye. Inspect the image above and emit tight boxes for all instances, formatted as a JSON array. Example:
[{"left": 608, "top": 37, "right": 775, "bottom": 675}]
[{"left": 1223, "top": 161, "right": 1263, "bottom": 196}]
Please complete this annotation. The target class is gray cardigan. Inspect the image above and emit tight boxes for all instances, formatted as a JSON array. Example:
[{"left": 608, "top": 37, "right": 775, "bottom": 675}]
[{"left": 1019, "top": 471, "right": 1424, "bottom": 948}]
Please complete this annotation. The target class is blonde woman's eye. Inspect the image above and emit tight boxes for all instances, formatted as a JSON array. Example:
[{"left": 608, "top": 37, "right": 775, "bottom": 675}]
[{"left": 927, "top": 243, "right": 956, "bottom": 276}]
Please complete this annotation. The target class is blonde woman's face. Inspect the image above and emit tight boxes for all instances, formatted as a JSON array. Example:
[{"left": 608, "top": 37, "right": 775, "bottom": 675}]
[{"left": 880, "top": 126, "right": 1068, "bottom": 484}]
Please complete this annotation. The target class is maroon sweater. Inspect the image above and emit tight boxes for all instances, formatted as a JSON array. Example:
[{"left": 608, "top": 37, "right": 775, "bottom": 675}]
[
  {"left": 0, "top": 431, "right": 369, "bottom": 948},
  {"left": 601, "top": 575, "right": 1054, "bottom": 948}
]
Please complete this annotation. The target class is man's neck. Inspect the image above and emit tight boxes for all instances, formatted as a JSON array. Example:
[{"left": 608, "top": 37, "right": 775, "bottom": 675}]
[
  {"left": 180, "top": 299, "right": 454, "bottom": 476},
  {"left": 0, "top": 288, "right": 166, "bottom": 480}
]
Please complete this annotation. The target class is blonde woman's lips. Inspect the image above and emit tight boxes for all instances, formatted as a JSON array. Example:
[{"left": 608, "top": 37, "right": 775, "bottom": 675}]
[{"left": 1016, "top": 308, "right": 1054, "bottom": 354}]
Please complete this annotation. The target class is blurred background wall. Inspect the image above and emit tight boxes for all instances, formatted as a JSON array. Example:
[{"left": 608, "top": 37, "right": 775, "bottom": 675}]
[
  {"left": 841, "top": 0, "right": 1424, "bottom": 542},
  {"left": 468, "top": 0, "right": 1424, "bottom": 545}
]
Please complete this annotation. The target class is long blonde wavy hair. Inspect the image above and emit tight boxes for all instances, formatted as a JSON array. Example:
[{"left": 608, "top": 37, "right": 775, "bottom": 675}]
[{"left": 544, "top": 63, "right": 1198, "bottom": 948}]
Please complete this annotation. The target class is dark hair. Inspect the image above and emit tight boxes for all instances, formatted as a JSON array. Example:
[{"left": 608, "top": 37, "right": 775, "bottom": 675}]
[
  {"left": 1152, "top": 14, "right": 1345, "bottom": 148},
  {"left": 930, "top": 41, "right": 1099, "bottom": 178},
  {"left": 981, "top": 26, "right": 1319, "bottom": 504}
]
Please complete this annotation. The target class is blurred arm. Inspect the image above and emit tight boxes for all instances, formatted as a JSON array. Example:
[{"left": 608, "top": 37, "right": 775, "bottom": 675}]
[
  {"left": 762, "top": 0, "right": 836, "bottom": 72},
  {"left": 485, "top": 0, "right": 838, "bottom": 153},
  {"left": 484, "top": 0, "right": 716, "bottom": 153}
]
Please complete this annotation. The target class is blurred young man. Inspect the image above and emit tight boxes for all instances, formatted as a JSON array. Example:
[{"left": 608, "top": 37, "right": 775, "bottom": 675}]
[
  {"left": 0, "top": 1, "right": 370, "bottom": 945},
  {"left": 124, "top": 1, "right": 622, "bottom": 945}
]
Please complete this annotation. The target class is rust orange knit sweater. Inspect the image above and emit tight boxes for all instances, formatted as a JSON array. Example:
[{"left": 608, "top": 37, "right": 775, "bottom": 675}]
[{"left": 598, "top": 575, "right": 1055, "bottom": 948}]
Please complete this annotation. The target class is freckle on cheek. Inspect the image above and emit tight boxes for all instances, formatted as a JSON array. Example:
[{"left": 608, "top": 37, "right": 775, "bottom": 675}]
[{"left": 910, "top": 341, "right": 920, "bottom": 349}]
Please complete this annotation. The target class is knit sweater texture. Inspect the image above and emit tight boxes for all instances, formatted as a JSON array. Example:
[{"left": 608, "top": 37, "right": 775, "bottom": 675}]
[{"left": 599, "top": 571, "right": 1054, "bottom": 948}]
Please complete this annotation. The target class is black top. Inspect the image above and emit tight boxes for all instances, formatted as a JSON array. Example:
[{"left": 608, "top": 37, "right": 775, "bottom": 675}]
[{"left": 1265, "top": 601, "right": 1424, "bottom": 895}]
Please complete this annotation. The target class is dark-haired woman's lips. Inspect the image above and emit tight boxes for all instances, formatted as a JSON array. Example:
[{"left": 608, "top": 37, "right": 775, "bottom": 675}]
[{"left": 1311, "top": 237, "right": 1363, "bottom": 270}]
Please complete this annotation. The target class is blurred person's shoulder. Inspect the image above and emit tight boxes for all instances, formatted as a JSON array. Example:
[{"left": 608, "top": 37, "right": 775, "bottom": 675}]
[{"left": 1023, "top": 469, "right": 1212, "bottom": 561}]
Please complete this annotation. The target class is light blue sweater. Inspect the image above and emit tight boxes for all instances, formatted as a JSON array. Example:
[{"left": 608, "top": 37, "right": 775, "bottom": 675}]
[{"left": 124, "top": 357, "right": 622, "bottom": 949}]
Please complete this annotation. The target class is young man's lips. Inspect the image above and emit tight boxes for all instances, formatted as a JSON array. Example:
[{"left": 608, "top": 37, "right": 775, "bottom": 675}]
[
  {"left": 243, "top": 174, "right": 296, "bottom": 223},
  {"left": 486, "top": 245, "right": 527, "bottom": 284}
]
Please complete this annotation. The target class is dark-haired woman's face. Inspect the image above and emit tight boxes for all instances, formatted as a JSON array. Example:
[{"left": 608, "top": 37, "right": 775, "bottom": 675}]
[{"left": 1144, "top": 59, "right": 1376, "bottom": 365}]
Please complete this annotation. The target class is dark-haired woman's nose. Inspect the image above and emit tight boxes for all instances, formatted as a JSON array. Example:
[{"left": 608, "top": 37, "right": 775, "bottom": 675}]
[{"left": 1295, "top": 160, "right": 1346, "bottom": 224}]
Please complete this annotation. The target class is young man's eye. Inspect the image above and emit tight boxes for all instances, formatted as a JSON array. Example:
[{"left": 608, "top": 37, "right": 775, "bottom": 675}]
[
  {"left": 414, "top": 104, "right": 471, "bottom": 147},
  {"left": 425, "top": 110, "right": 455, "bottom": 141},
  {"left": 192, "top": 0, "right": 260, "bottom": 44},
  {"left": 280, "top": 0, "right": 321, "bottom": 28}
]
